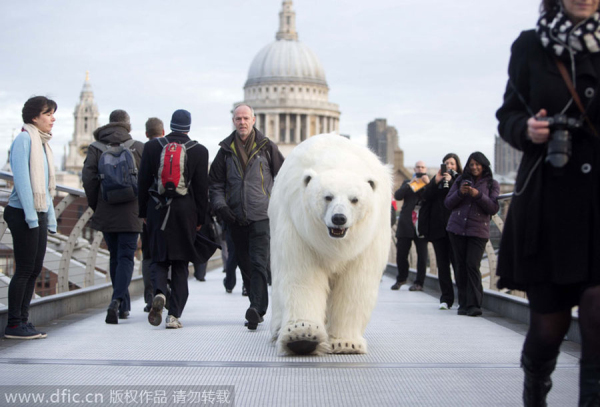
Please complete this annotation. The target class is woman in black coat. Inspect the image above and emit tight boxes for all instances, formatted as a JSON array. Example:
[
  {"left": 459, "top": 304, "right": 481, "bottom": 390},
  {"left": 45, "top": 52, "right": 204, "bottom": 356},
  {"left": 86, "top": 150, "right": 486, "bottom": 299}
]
[
  {"left": 496, "top": 0, "right": 600, "bottom": 404},
  {"left": 419, "top": 153, "right": 462, "bottom": 311}
]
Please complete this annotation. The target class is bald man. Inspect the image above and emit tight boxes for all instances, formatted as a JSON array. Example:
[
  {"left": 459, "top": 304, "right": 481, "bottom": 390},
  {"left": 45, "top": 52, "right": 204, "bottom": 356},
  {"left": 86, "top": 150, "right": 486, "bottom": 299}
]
[{"left": 391, "top": 161, "right": 429, "bottom": 292}]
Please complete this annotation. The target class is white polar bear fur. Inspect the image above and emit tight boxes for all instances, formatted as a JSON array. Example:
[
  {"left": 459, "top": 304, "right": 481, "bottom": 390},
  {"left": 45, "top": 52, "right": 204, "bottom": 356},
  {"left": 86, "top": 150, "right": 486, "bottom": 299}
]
[{"left": 269, "top": 133, "right": 392, "bottom": 355}]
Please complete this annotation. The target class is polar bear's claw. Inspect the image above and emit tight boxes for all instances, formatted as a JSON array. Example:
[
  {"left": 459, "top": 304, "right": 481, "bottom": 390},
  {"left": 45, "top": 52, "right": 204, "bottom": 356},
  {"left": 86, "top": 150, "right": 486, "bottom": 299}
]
[
  {"left": 329, "top": 337, "right": 367, "bottom": 354},
  {"left": 278, "top": 320, "right": 329, "bottom": 355}
]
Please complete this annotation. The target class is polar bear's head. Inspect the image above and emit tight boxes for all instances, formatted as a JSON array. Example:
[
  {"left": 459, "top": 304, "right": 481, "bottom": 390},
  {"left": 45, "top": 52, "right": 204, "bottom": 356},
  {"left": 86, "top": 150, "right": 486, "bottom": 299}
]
[{"left": 301, "top": 168, "right": 377, "bottom": 240}]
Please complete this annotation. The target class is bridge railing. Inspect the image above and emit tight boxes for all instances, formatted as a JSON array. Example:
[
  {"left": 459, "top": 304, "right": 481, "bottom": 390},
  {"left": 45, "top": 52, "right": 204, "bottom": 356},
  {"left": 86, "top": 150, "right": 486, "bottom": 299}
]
[{"left": 0, "top": 170, "right": 141, "bottom": 307}]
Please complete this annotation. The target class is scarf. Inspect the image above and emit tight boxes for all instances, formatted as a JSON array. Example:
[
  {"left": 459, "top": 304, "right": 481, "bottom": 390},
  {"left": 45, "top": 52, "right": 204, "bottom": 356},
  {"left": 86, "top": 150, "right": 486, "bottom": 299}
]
[
  {"left": 537, "top": 10, "right": 600, "bottom": 57},
  {"left": 22, "top": 123, "right": 56, "bottom": 211},
  {"left": 234, "top": 128, "right": 256, "bottom": 172}
]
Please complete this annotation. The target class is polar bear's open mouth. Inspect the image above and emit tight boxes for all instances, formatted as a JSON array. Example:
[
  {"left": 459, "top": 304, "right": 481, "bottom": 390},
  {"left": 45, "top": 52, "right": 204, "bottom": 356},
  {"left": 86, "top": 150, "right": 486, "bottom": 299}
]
[{"left": 328, "top": 227, "right": 347, "bottom": 238}]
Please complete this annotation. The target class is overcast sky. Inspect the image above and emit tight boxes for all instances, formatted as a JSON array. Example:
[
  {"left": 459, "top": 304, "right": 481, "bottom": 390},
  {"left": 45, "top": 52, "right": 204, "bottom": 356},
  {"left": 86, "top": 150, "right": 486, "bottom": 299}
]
[{"left": 0, "top": 0, "right": 540, "bottom": 173}]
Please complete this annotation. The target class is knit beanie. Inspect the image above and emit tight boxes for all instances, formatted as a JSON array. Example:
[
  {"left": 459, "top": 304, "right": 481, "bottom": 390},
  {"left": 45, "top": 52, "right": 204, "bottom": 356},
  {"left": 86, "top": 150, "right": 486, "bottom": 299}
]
[{"left": 170, "top": 109, "right": 191, "bottom": 132}]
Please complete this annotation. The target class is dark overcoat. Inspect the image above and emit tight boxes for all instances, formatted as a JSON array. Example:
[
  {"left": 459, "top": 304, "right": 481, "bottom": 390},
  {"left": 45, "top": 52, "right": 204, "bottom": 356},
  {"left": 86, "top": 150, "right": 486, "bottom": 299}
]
[
  {"left": 418, "top": 176, "right": 457, "bottom": 241},
  {"left": 496, "top": 30, "right": 600, "bottom": 289},
  {"left": 394, "top": 180, "right": 425, "bottom": 238},
  {"left": 138, "top": 133, "right": 209, "bottom": 262}
]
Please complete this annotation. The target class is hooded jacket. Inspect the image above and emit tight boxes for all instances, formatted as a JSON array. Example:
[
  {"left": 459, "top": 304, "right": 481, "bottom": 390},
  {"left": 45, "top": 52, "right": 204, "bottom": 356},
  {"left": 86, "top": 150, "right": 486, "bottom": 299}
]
[
  {"left": 209, "top": 128, "right": 284, "bottom": 224},
  {"left": 82, "top": 122, "right": 144, "bottom": 233}
]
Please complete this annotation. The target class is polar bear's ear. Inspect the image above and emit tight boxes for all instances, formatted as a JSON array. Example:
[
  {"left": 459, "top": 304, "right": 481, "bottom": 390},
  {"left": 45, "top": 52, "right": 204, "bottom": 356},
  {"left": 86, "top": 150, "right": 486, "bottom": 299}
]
[
  {"left": 368, "top": 179, "right": 376, "bottom": 191},
  {"left": 303, "top": 169, "right": 317, "bottom": 187}
]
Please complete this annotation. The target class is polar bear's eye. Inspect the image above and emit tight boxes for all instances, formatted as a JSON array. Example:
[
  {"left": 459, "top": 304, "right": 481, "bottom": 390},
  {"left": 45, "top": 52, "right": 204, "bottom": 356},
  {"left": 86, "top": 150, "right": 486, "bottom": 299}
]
[
  {"left": 325, "top": 196, "right": 333, "bottom": 202},
  {"left": 350, "top": 198, "right": 359, "bottom": 204}
]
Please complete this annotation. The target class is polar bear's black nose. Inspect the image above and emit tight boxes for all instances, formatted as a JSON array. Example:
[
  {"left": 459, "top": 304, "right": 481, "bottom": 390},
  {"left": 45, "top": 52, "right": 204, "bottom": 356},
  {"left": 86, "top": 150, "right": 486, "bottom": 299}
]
[{"left": 332, "top": 214, "right": 347, "bottom": 225}]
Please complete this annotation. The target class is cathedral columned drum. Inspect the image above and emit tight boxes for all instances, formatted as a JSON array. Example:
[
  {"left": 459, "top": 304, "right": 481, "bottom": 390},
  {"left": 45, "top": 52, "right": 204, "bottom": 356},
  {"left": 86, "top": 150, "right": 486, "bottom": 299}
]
[{"left": 234, "top": 1, "right": 341, "bottom": 157}]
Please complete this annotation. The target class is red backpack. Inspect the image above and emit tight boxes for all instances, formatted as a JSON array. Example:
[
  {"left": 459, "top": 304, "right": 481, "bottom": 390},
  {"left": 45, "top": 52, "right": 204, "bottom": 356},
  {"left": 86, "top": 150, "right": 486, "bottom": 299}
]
[
  {"left": 156, "top": 137, "right": 198, "bottom": 197},
  {"left": 150, "top": 137, "right": 198, "bottom": 230}
]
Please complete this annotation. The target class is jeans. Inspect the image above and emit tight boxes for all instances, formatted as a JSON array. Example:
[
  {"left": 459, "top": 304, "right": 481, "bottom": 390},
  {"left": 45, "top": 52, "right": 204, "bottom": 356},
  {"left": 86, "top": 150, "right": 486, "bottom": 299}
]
[
  {"left": 4, "top": 206, "right": 48, "bottom": 327},
  {"left": 448, "top": 233, "right": 487, "bottom": 310},
  {"left": 395, "top": 235, "right": 428, "bottom": 285},
  {"left": 103, "top": 232, "right": 139, "bottom": 313},
  {"left": 230, "top": 220, "right": 270, "bottom": 316}
]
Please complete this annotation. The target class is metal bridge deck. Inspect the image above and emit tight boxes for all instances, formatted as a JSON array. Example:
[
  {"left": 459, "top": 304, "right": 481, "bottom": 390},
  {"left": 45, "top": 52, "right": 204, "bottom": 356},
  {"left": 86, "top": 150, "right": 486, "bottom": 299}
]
[{"left": 0, "top": 268, "right": 580, "bottom": 406}]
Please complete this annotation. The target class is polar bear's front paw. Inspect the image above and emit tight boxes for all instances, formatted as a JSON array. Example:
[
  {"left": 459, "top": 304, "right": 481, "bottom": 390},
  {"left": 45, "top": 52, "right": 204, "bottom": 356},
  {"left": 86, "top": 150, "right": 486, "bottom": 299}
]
[
  {"left": 278, "top": 321, "right": 329, "bottom": 355},
  {"left": 329, "top": 336, "right": 367, "bottom": 354}
]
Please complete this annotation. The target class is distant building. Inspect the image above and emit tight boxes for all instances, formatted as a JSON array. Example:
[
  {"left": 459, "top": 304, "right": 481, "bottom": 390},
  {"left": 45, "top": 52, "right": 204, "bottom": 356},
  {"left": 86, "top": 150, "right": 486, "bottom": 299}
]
[
  {"left": 494, "top": 135, "right": 522, "bottom": 177},
  {"left": 235, "top": 0, "right": 341, "bottom": 157},
  {"left": 367, "top": 118, "right": 411, "bottom": 184},
  {"left": 64, "top": 72, "right": 99, "bottom": 174}
]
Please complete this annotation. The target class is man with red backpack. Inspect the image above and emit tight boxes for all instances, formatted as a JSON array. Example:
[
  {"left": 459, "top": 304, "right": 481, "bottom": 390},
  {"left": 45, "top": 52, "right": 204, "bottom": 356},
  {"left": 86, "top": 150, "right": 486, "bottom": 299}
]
[{"left": 138, "top": 109, "right": 209, "bottom": 329}]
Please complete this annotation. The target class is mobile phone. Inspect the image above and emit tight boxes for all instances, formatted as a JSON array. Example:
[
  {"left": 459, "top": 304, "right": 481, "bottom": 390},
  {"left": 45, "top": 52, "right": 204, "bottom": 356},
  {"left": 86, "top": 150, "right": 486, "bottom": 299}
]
[
  {"left": 440, "top": 164, "right": 447, "bottom": 174},
  {"left": 462, "top": 179, "right": 472, "bottom": 187}
]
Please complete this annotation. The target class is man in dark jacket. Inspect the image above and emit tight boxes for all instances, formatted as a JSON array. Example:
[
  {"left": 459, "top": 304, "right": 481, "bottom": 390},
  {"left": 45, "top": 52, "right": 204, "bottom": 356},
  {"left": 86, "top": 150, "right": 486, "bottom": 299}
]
[
  {"left": 392, "top": 161, "right": 429, "bottom": 292},
  {"left": 82, "top": 109, "right": 144, "bottom": 324},
  {"left": 138, "top": 109, "right": 209, "bottom": 329},
  {"left": 209, "top": 104, "right": 284, "bottom": 330}
]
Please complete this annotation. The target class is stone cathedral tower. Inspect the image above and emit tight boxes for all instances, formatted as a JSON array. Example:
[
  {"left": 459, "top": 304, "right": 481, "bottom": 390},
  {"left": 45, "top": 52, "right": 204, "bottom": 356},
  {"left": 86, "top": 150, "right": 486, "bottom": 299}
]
[
  {"left": 64, "top": 72, "right": 99, "bottom": 173},
  {"left": 237, "top": 0, "right": 341, "bottom": 157}
]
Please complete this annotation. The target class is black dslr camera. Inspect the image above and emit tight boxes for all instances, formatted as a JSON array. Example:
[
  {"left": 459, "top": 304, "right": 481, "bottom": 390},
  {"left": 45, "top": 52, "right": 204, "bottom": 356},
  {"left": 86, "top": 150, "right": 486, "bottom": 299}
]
[
  {"left": 440, "top": 164, "right": 458, "bottom": 189},
  {"left": 538, "top": 114, "right": 582, "bottom": 168}
]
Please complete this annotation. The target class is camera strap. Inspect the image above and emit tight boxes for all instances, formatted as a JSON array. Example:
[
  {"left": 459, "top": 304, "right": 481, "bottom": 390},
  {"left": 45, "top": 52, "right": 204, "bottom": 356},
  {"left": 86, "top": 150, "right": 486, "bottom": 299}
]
[{"left": 554, "top": 58, "right": 600, "bottom": 138}]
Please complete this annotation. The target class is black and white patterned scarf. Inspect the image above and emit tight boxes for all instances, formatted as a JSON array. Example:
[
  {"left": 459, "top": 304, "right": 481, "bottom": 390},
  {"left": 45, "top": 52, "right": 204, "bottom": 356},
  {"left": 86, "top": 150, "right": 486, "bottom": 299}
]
[{"left": 537, "top": 10, "right": 600, "bottom": 57}]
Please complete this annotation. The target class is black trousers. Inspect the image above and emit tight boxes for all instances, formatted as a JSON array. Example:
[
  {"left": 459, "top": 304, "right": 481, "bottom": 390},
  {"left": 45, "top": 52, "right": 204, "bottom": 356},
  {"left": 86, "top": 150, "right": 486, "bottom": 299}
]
[
  {"left": 230, "top": 220, "right": 270, "bottom": 316},
  {"left": 395, "top": 235, "right": 428, "bottom": 285},
  {"left": 432, "top": 236, "right": 457, "bottom": 307},
  {"left": 223, "top": 227, "right": 239, "bottom": 291},
  {"left": 151, "top": 260, "right": 188, "bottom": 318},
  {"left": 4, "top": 206, "right": 48, "bottom": 327},
  {"left": 448, "top": 233, "right": 487, "bottom": 310},
  {"left": 103, "top": 232, "right": 138, "bottom": 313}
]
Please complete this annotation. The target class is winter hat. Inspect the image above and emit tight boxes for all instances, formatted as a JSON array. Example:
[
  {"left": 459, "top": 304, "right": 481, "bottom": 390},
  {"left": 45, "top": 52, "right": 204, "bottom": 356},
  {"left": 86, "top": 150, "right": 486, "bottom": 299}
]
[{"left": 170, "top": 109, "right": 191, "bottom": 132}]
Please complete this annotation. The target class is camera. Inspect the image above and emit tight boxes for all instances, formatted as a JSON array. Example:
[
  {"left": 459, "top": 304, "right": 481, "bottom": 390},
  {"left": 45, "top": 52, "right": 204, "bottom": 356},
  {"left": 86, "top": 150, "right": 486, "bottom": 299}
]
[
  {"left": 440, "top": 165, "right": 457, "bottom": 189},
  {"left": 538, "top": 114, "right": 581, "bottom": 168}
]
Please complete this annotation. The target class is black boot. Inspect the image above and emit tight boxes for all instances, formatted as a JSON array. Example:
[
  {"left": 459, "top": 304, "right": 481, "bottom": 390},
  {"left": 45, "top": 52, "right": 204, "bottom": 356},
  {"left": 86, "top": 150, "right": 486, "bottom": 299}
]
[
  {"left": 521, "top": 352, "right": 557, "bottom": 407},
  {"left": 580, "top": 361, "right": 600, "bottom": 407}
]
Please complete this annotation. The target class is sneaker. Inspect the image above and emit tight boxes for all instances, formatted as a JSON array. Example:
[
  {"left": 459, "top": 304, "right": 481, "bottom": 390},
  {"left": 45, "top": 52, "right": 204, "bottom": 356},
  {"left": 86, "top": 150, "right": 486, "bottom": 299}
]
[
  {"left": 457, "top": 307, "right": 468, "bottom": 316},
  {"left": 148, "top": 294, "right": 166, "bottom": 326},
  {"left": 118, "top": 311, "right": 129, "bottom": 319},
  {"left": 467, "top": 307, "right": 483, "bottom": 317},
  {"left": 25, "top": 322, "right": 47, "bottom": 339},
  {"left": 105, "top": 299, "right": 119, "bottom": 324},
  {"left": 4, "top": 324, "right": 41, "bottom": 339},
  {"left": 165, "top": 315, "right": 182, "bottom": 329},
  {"left": 245, "top": 307, "right": 261, "bottom": 330},
  {"left": 409, "top": 283, "right": 423, "bottom": 292},
  {"left": 391, "top": 281, "right": 406, "bottom": 290},
  {"left": 439, "top": 302, "right": 449, "bottom": 310}
]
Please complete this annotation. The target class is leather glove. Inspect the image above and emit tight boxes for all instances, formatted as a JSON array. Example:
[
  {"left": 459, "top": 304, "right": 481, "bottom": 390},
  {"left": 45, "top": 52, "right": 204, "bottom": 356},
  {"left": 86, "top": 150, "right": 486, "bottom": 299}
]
[{"left": 218, "top": 206, "right": 237, "bottom": 225}]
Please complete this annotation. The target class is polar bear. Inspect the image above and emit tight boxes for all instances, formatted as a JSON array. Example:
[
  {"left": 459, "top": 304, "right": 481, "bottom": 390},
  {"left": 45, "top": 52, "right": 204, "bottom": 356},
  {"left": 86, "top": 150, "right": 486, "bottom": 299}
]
[{"left": 269, "top": 133, "right": 392, "bottom": 355}]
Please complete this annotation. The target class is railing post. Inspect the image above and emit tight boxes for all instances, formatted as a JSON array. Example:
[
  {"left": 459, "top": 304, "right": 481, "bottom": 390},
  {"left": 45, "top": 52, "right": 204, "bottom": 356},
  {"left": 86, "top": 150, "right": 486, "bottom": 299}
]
[
  {"left": 57, "top": 207, "right": 95, "bottom": 293},
  {"left": 84, "top": 231, "right": 104, "bottom": 287}
]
